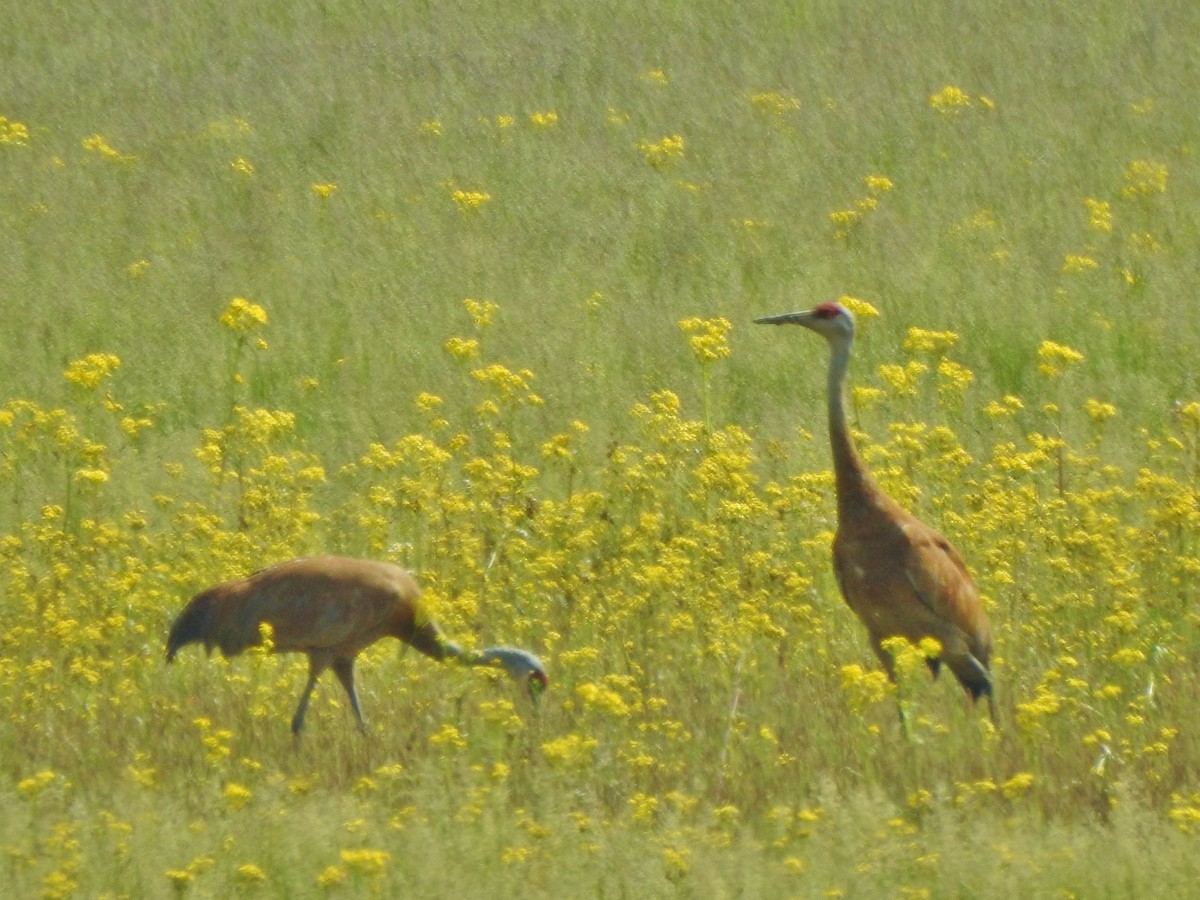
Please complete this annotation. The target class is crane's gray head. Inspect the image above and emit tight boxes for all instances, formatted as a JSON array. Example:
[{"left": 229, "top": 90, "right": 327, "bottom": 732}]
[
  {"left": 755, "top": 301, "right": 855, "bottom": 344},
  {"left": 478, "top": 647, "right": 549, "bottom": 701}
]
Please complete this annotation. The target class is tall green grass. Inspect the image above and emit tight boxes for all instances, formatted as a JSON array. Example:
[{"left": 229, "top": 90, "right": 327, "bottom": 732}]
[{"left": 3, "top": 0, "right": 1200, "bottom": 896}]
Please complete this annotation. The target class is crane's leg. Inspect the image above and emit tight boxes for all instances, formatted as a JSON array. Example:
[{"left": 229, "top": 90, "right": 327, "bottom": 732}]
[
  {"left": 869, "top": 640, "right": 915, "bottom": 739},
  {"left": 292, "top": 667, "right": 322, "bottom": 736},
  {"left": 332, "top": 658, "right": 367, "bottom": 733}
]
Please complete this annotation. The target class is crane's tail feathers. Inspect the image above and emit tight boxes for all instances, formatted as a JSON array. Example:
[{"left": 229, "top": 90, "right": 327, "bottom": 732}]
[
  {"left": 952, "top": 653, "right": 994, "bottom": 704},
  {"left": 165, "top": 595, "right": 214, "bottom": 663}
]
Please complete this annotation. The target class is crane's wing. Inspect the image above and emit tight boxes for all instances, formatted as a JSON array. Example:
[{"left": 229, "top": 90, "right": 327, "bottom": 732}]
[
  {"left": 234, "top": 567, "right": 403, "bottom": 652},
  {"left": 901, "top": 522, "right": 988, "bottom": 655}
]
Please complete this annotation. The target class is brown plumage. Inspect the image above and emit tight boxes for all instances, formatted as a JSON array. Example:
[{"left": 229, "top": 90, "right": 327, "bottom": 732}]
[
  {"left": 756, "top": 301, "right": 996, "bottom": 725},
  {"left": 166, "top": 555, "right": 548, "bottom": 735}
]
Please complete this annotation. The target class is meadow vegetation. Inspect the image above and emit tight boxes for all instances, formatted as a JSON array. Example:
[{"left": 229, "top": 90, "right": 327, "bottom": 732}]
[{"left": 3, "top": 0, "right": 1200, "bottom": 895}]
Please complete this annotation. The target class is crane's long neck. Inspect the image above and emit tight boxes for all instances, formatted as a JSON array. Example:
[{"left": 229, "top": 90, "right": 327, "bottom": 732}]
[{"left": 826, "top": 335, "right": 879, "bottom": 518}]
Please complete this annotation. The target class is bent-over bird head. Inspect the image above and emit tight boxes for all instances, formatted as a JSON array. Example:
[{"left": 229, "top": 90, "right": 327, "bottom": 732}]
[
  {"left": 755, "top": 301, "right": 855, "bottom": 345},
  {"left": 476, "top": 647, "right": 549, "bottom": 701}
]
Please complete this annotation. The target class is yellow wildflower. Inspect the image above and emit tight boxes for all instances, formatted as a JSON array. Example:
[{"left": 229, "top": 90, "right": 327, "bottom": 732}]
[
  {"left": 878, "top": 361, "right": 928, "bottom": 396},
  {"left": 0, "top": 115, "right": 31, "bottom": 145},
  {"left": 235, "top": 863, "right": 267, "bottom": 884},
  {"left": 937, "top": 359, "right": 975, "bottom": 396},
  {"left": 1037, "top": 340, "right": 1084, "bottom": 377},
  {"left": 1085, "top": 198, "right": 1113, "bottom": 231},
  {"left": 635, "top": 134, "right": 685, "bottom": 169},
  {"left": 664, "top": 847, "right": 690, "bottom": 880},
  {"left": 463, "top": 297, "right": 499, "bottom": 329},
  {"left": 837, "top": 295, "right": 880, "bottom": 320},
  {"left": 540, "top": 733, "right": 599, "bottom": 766},
  {"left": 628, "top": 792, "right": 659, "bottom": 823},
  {"left": 903, "top": 327, "right": 959, "bottom": 354},
  {"left": 1084, "top": 399, "right": 1117, "bottom": 422},
  {"left": 17, "top": 770, "right": 57, "bottom": 798},
  {"left": 864, "top": 174, "right": 894, "bottom": 194},
  {"left": 340, "top": 848, "right": 391, "bottom": 876},
  {"left": 64, "top": 353, "right": 121, "bottom": 389},
  {"left": 219, "top": 297, "right": 268, "bottom": 334},
  {"left": 1062, "top": 254, "right": 1099, "bottom": 273},
  {"left": 749, "top": 91, "right": 801, "bottom": 116},
  {"left": 316, "top": 866, "right": 346, "bottom": 887},
  {"left": 829, "top": 207, "right": 861, "bottom": 238},
  {"left": 82, "top": 133, "right": 135, "bottom": 161},
  {"left": 929, "top": 85, "right": 972, "bottom": 113},
  {"left": 1122, "top": 160, "right": 1167, "bottom": 198},
  {"left": 429, "top": 724, "right": 467, "bottom": 752},
  {"left": 165, "top": 869, "right": 194, "bottom": 887},
  {"left": 223, "top": 783, "right": 253, "bottom": 810},
  {"left": 678, "top": 316, "right": 732, "bottom": 363},
  {"left": 451, "top": 188, "right": 492, "bottom": 210},
  {"left": 443, "top": 337, "right": 480, "bottom": 360},
  {"left": 1001, "top": 772, "right": 1035, "bottom": 799}
]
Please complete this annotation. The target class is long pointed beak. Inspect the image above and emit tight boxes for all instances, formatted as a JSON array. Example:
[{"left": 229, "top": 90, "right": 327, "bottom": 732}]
[
  {"left": 528, "top": 674, "right": 547, "bottom": 704},
  {"left": 754, "top": 311, "right": 810, "bottom": 325}
]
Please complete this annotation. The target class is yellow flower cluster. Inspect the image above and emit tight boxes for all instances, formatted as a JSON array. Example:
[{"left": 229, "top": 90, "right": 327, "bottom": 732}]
[
  {"left": 902, "top": 327, "right": 959, "bottom": 355},
  {"left": 219, "top": 297, "right": 269, "bottom": 334},
  {"left": 1037, "top": 340, "right": 1084, "bottom": 377},
  {"left": 452, "top": 187, "right": 493, "bottom": 210},
  {"left": 928, "top": 85, "right": 995, "bottom": 113},
  {"left": 1122, "top": 160, "right": 1168, "bottom": 198},
  {"left": 63, "top": 353, "right": 121, "bottom": 390},
  {"left": 81, "top": 134, "right": 135, "bottom": 162},
  {"left": 829, "top": 175, "right": 893, "bottom": 239},
  {"left": 636, "top": 134, "right": 685, "bottom": 170},
  {"left": 1, "top": 115, "right": 30, "bottom": 145},
  {"left": 678, "top": 316, "right": 732, "bottom": 363},
  {"left": 749, "top": 91, "right": 801, "bottom": 116}
]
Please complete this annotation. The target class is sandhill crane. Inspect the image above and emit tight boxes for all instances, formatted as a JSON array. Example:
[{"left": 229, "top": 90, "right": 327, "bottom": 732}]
[
  {"left": 166, "top": 556, "right": 548, "bottom": 735},
  {"left": 756, "top": 301, "right": 996, "bottom": 726}
]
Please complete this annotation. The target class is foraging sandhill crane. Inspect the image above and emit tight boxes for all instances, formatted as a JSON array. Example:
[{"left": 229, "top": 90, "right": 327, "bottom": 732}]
[
  {"left": 166, "top": 556, "right": 548, "bottom": 735},
  {"left": 756, "top": 301, "right": 996, "bottom": 725}
]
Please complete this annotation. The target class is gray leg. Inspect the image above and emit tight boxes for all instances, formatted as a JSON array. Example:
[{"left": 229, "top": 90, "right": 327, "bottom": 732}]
[
  {"left": 332, "top": 658, "right": 366, "bottom": 733},
  {"left": 291, "top": 668, "right": 322, "bottom": 736},
  {"left": 870, "top": 639, "right": 917, "bottom": 740}
]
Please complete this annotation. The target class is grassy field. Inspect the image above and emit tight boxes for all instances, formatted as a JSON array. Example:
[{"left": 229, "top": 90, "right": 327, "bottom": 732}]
[{"left": 3, "top": 0, "right": 1200, "bottom": 895}]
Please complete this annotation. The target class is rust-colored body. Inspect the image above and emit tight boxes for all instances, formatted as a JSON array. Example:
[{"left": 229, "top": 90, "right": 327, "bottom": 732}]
[
  {"left": 831, "top": 477, "right": 993, "bottom": 703},
  {"left": 167, "top": 556, "right": 547, "bottom": 734},
  {"left": 757, "top": 302, "right": 995, "bottom": 723}
]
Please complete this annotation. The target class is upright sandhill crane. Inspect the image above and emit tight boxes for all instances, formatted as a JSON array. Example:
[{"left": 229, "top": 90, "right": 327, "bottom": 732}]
[
  {"left": 166, "top": 556, "right": 548, "bottom": 735},
  {"left": 756, "top": 301, "right": 996, "bottom": 725}
]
